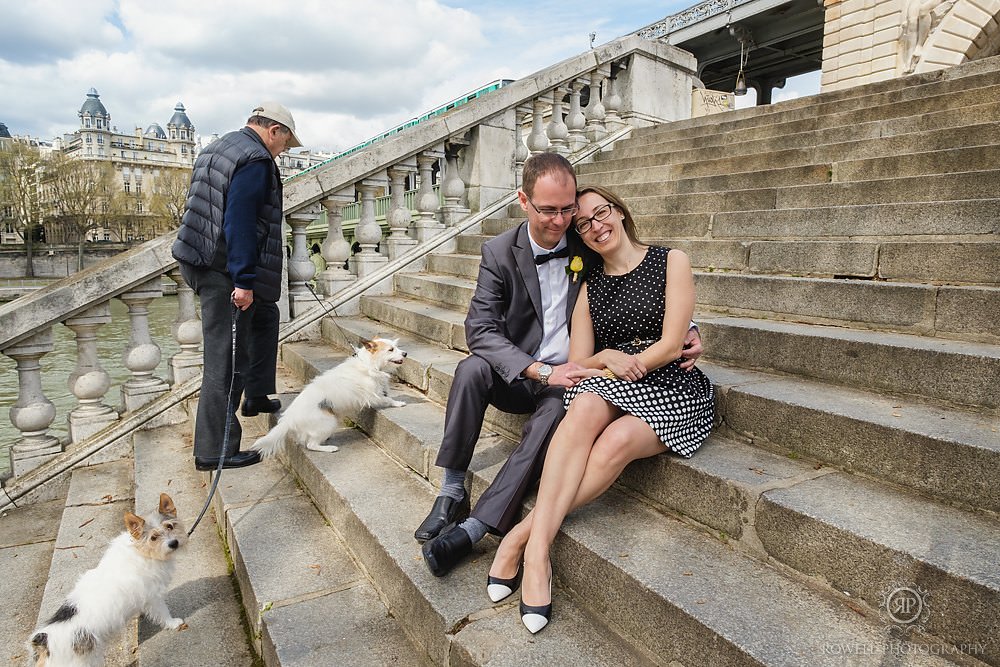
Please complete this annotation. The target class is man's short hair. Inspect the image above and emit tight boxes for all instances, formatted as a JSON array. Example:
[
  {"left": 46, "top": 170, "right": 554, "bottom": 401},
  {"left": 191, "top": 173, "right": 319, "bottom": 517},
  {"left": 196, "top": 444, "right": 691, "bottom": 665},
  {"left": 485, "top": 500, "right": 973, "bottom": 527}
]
[
  {"left": 247, "top": 115, "right": 287, "bottom": 132},
  {"left": 522, "top": 152, "right": 576, "bottom": 198}
]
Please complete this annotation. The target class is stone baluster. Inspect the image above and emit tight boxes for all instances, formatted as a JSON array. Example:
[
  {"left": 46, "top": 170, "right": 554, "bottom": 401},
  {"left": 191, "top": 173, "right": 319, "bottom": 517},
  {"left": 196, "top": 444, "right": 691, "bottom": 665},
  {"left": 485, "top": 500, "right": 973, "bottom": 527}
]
[
  {"left": 5, "top": 328, "right": 60, "bottom": 476},
  {"left": 65, "top": 303, "right": 118, "bottom": 443},
  {"left": 440, "top": 139, "right": 470, "bottom": 228},
  {"left": 585, "top": 69, "right": 608, "bottom": 143},
  {"left": 118, "top": 278, "right": 169, "bottom": 411},
  {"left": 604, "top": 64, "right": 625, "bottom": 133},
  {"left": 565, "top": 79, "right": 588, "bottom": 152},
  {"left": 317, "top": 194, "right": 361, "bottom": 314},
  {"left": 526, "top": 97, "right": 550, "bottom": 154},
  {"left": 546, "top": 88, "right": 569, "bottom": 155},
  {"left": 287, "top": 208, "right": 320, "bottom": 317},
  {"left": 514, "top": 105, "right": 531, "bottom": 185},
  {"left": 167, "top": 268, "right": 202, "bottom": 385},
  {"left": 414, "top": 150, "right": 444, "bottom": 244},
  {"left": 351, "top": 177, "right": 391, "bottom": 291},
  {"left": 386, "top": 163, "right": 417, "bottom": 260}
]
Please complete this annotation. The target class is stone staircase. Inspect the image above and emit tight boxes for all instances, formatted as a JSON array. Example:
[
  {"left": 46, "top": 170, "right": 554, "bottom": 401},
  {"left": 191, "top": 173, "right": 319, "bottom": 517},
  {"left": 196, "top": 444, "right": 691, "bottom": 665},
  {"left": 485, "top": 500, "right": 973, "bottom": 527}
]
[
  {"left": 15, "top": 56, "right": 999, "bottom": 666},
  {"left": 202, "top": 56, "right": 1000, "bottom": 666}
]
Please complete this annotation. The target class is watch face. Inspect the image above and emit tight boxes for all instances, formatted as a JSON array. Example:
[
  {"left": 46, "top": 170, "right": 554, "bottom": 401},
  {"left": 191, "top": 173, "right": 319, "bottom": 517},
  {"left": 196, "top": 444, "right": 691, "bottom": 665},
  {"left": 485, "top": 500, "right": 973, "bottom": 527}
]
[{"left": 538, "top": 364, "right": 552, "bottom": 380}]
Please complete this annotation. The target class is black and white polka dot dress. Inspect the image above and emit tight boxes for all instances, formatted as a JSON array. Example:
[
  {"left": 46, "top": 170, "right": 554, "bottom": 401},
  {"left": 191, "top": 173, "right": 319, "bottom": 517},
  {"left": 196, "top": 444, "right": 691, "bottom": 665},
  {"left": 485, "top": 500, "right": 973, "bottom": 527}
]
[{"left": 562, "top": 246, "right": 714, "bottom": 457}]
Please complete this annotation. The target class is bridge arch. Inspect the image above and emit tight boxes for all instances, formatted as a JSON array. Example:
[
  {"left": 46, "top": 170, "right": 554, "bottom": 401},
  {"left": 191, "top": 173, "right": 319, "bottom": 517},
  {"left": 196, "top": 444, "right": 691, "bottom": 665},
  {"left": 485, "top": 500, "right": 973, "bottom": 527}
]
[{"left": 915, "top": 0, "right": 1000, "bottom": 72}]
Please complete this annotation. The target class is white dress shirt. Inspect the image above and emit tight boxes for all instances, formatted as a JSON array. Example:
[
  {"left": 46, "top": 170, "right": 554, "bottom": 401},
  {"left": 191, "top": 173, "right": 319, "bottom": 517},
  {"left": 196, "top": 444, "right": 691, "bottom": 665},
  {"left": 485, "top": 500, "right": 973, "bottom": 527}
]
[{"left": 527, "top": 231, "right": 571, "bottom": 365}]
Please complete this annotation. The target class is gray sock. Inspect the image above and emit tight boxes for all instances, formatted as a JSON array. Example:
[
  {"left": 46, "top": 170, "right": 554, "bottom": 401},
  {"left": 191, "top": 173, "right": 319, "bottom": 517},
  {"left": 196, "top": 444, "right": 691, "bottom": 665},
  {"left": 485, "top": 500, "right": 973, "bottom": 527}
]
[
  {"left": 458, "top": 517, "right": 488, "bottom": 544},
  {"left": 439, "top": 468, "right": 466, "bottom": 501}
]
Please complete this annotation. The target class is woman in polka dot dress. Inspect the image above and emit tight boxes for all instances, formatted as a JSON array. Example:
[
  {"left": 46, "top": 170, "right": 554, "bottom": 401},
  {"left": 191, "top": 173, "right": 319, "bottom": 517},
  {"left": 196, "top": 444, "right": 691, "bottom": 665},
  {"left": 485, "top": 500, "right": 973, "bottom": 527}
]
[{"left": 491, "top": 185, "right": 714, "bottom": 634}]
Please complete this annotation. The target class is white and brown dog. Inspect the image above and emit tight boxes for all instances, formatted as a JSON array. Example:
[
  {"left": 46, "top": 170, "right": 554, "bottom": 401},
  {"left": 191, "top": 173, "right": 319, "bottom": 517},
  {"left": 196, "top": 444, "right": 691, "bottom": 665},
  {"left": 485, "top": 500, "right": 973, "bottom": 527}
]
[
  {"left": 252, "top": 337, "right": 407, "bottom": 457},
  {"left": 28, "top": 493, "right": 188, "bottom": 667}
]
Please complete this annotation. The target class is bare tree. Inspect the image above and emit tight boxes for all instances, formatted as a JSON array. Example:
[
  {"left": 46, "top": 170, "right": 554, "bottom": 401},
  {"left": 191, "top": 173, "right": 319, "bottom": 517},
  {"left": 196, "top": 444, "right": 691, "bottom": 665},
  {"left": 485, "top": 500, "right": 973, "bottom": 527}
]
[
  {"left": 45, "top": 153, "right": 117, "bottom": 270},
  {"left": 149, "top": 168, "right": 191, "bottom": 230},
  {"left": 0, "top": 142, "right": 43, "bottom": 277}
]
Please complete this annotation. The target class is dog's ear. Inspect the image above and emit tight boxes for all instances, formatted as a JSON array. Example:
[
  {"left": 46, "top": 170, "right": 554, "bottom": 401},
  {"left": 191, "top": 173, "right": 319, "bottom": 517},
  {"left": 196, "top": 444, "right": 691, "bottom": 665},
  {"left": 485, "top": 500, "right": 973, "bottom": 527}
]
[
  {"left": 360, "top": 338, "right": 377, "bottom": 353},
  {"left": 159, "top": 493, "right": 177, "bottom": 518},
  {"left": 124, "top": 512, "right": 146, "bottom": 540}
]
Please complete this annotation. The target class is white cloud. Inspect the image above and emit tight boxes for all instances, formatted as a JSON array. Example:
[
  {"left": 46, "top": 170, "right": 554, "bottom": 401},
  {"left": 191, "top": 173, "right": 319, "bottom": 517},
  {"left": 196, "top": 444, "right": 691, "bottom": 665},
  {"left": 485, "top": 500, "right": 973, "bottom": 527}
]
[{"left": 1, "top": 0, "right": 689, "bottom": 151}]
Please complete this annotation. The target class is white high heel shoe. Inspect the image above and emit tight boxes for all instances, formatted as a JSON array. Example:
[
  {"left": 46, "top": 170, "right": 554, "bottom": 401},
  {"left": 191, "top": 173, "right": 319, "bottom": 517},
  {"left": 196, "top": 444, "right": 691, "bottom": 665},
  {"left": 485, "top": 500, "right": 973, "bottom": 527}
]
[{"left": 519, "top": 569, "right": 552, "bottom": 634}]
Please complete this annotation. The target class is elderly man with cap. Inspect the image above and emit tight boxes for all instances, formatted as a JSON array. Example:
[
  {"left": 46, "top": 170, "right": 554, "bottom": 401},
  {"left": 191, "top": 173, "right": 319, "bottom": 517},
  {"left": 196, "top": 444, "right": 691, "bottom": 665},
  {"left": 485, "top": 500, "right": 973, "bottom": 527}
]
[{"left": 172, "top": 101, "right": 303, "bottom": 471}]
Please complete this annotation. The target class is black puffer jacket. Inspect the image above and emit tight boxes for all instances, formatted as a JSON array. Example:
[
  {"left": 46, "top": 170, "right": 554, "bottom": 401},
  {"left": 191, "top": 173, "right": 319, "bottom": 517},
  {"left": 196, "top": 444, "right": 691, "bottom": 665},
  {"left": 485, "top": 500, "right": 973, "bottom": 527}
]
[{"left": 172, "top": 127, "right": 284, "bottom": 302}]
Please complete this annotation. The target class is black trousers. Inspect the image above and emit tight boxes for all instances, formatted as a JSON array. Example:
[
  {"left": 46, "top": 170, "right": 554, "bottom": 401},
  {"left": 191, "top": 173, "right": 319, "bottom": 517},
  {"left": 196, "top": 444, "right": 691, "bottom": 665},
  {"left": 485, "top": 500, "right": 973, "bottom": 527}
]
[
  {"left": 435, "top": 354, "right": 566, "bottom": 535},
  {"left": 180, "top": 263, "right": 279, "bottom": 458}
]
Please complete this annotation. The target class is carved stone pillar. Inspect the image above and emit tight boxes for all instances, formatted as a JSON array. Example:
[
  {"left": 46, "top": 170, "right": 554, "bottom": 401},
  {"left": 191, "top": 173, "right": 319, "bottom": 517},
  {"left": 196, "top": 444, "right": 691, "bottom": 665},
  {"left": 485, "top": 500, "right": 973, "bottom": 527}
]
[
  {"left": 526, "top": 97, "right": 550, "bottom": 154},
  {"left": 565, "top": 80, "right": 588, "bottom": 153},
  {"left": 5, "top": 328, "right": 60, "bottom": 476},
  {"left": 168, "top": 268, "right": 202, "bottom": 385},
  {"left": 585, "top": 70, "right": 608, "bottom": 143},
  {"left": 65, "top": 303, "right": 118, "bottom": 442},
  {"left": 414, "top": 150, "right": 444, "bottom": 244},
  {"left": 604, "top": 65, "right": 625, "bottom": 133},
  {"left": 440, "top": 140, "right": 470, "bottom": 225},
  {"left": 386, "top": 164, "right": 418, "bottom": 260},
  {"left": 287, "top": 209, "right": 319, "bottom": 317},
  {"left": 118, "top": 278, "right": 169, "bottom": 411},
  {"left": 514, "top": 105, "right": 531, "bottom": 185},
  {"left": 350, "top": 178, "right": 391, "bottom": 291},
  {"left": 546, "top": 88, "right": 569, "bottom": 155}
]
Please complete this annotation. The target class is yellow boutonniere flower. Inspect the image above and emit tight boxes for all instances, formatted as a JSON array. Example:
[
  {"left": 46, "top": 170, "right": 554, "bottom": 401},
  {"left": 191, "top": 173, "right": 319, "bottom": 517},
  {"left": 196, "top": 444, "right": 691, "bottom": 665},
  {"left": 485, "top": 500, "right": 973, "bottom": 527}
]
[{"left": 566, "top": 255, "right": 584, "bottom": 283}]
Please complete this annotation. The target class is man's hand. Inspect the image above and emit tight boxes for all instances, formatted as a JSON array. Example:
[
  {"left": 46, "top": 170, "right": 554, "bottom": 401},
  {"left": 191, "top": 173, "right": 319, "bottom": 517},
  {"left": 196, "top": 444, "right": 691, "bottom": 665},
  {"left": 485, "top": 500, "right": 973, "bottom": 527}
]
[
  {"left": 543, "top": 362, "right": 586, "bottom": 388},
  {"left": 232, "top": 287, "right": 254, "bottom": 311},
  {"left": 679, "top": 327, "right": 703, "bottom": 371}
]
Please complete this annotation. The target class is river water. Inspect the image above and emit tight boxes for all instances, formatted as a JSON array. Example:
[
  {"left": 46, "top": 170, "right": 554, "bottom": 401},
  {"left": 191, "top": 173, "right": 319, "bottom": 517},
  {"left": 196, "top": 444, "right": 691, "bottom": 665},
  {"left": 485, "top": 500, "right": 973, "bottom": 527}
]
[{"left": 0, "top": 296, "right": 180, "bottom": 478}]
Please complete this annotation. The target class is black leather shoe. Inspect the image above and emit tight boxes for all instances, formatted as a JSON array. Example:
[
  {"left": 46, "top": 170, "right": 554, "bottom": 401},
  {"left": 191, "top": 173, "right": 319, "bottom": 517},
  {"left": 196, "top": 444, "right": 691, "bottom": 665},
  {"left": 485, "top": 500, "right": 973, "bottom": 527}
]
[
  {"left": 413, "top": 492, "right": 470, "bottom": 542},
  {"left": 241, "top": 396, "right": 281, "bottom": 417},
  {"left": 422, "top": 523, "right": 472, "bottom": 577},
  {"left": 194, "top": 451, "right": 262, "bottom": 471}
]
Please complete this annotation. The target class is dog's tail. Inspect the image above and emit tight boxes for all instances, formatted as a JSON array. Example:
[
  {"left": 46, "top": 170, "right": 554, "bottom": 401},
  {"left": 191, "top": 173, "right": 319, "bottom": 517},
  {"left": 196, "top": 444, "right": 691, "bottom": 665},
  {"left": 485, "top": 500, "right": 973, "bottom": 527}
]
[{"left": 251, "top": 421, "right": 290, "bottom": 459}]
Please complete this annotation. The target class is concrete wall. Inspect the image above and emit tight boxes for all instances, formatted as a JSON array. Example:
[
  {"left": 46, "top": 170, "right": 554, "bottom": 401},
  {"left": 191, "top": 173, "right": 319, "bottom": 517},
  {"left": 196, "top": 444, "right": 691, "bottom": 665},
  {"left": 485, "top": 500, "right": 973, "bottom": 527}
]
[{"left": 0, "top": 245, "right": 130, "bottom": 278}]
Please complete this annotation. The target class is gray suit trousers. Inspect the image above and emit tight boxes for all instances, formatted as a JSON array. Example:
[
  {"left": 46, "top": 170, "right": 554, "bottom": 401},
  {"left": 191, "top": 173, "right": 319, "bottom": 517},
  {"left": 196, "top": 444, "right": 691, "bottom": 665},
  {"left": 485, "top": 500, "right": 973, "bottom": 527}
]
[
  {"left": 180, "top": 263, "right": 279, "bottom": 458},
  {"left": 435, "top": 354, "right": 566, "bottom": 535}
]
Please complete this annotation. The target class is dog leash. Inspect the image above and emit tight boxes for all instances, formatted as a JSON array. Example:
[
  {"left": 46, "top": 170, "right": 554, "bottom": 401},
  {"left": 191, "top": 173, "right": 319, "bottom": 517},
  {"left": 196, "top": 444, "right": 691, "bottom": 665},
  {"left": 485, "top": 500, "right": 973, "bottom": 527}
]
[{"left": 188, "top": 304, "right": 240, "bottom": 536}]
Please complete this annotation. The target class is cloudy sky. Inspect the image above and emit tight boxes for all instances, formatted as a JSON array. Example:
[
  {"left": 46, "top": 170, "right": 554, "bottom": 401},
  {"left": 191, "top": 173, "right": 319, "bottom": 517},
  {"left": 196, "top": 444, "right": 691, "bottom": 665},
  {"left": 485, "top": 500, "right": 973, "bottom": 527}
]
[{"left": 0, "top": 0, "right": 820, "bottom": 153}]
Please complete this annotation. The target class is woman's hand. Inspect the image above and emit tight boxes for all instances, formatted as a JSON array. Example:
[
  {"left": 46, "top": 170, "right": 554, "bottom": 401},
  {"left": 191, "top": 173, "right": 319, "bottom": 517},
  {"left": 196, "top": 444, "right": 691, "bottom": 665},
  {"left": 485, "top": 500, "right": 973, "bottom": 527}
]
[{"left": 599, "top": 350, "right": 647, "bottom": 381}]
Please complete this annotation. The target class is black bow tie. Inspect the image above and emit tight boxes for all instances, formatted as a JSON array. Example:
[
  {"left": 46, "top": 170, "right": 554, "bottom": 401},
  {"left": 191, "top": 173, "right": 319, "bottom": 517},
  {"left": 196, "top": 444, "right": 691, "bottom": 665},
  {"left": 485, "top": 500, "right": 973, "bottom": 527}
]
[{"left": 534, "top": 247, "right": 570, "bottom": 265}]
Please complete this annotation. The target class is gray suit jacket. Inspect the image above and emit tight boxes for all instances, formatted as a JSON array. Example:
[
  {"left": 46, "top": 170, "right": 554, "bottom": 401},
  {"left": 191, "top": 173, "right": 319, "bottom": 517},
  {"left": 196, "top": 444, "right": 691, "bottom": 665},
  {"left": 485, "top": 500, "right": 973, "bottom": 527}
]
[{"left": 465, "top": 222, "right": 589, "bottom": 384}]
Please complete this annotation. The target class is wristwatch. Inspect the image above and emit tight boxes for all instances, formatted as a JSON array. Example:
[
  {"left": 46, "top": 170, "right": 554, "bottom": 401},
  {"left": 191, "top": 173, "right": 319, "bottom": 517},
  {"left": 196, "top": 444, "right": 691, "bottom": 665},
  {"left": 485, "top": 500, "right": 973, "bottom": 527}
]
[{"left": 537, "top": 364, "right": 553, "bottom": 385}]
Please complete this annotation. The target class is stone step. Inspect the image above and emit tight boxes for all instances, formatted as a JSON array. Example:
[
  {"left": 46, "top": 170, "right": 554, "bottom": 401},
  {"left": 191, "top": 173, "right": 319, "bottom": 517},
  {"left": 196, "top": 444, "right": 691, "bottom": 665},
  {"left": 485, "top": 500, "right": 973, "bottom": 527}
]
[
  {"left": 209, "top": 438, "right": 432, "bottom": 667},
  {"left": 277, "top": 423, "right": 657, "bottom": 666},
  {"left": 626, "top": 170, "right": 1000, "bottom": 218},
  {"left": 693, "top": 272, "right": 1000, "bottom": 342},
  {"left": 613, "top": 100, "right": 1000, "bottom": 161},
  {"left": 394, "top": 272, "right": 475, "bottom": 311},
  {"left": 590, "top": 120, "right": 1000, "bottom": 176},
  {"left": 307, "top": 318, "right": 1000, "bottom": 523},
  {"left": 705, "top": 199, "right": 1000, "bottom": 242},
  {"left": 630, "top": 68, "right": 1000, "bottom": 142},
  {"left": 277, "top": 335, "right": 985, "bottom": 664},
  {"left": 132, "top": 425, "right": 254, "bottom": 666},
  {"left": 456, "top": 233, "right": 490, "bottom": 256},
  {"left": 359, "top": 293, "right": 468, "bottom": 352},
  {"left": 424, "top": 252, "right": 481, "bottom": 279},
  {"left": 699, "top": 315, "right": 1000, "bottom": 411},
  {"left": 310, "top": 318, "right": 1000, "bottom": 530},
  {"left": 0, "top": 492, "right": 64, "bottom": 666},
  {"left": 594, "top": 164, "right": 833, "bottom": 198}
]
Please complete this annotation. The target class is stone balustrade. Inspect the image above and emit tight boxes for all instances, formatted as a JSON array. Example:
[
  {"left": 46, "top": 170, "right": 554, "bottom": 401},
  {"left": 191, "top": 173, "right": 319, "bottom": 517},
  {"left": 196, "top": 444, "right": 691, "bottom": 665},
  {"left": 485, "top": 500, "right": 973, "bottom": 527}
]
[{"left": 0, "top": 33, "right": 695, "bottom": 490}]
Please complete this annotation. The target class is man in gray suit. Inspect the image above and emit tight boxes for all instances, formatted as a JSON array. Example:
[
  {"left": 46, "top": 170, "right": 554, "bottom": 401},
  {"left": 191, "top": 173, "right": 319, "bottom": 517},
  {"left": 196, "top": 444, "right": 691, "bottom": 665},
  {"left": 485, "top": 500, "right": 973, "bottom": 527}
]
[{"left": 419, "top": 153, "right": 702, "bottom": 576}]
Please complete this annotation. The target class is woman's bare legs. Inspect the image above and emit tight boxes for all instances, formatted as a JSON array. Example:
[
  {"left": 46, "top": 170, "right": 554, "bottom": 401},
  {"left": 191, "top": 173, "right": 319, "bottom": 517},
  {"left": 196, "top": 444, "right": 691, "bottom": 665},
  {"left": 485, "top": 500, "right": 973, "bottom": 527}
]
[
  {"left": 490, "top": 411, "right": 666, "bottom": 579},
  {"left": 519, "top": 413, "right": 666, "bottom": 608}
]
